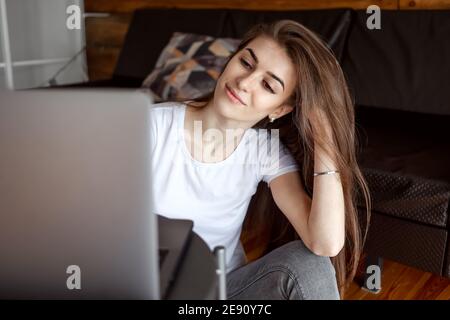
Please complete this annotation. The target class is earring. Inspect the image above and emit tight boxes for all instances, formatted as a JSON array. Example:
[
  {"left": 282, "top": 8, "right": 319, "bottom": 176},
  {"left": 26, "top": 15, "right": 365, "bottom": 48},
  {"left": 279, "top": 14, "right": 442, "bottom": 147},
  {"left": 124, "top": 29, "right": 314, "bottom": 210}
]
[{"left": 269, "top": 116, "right": 276, "bottom": 123}]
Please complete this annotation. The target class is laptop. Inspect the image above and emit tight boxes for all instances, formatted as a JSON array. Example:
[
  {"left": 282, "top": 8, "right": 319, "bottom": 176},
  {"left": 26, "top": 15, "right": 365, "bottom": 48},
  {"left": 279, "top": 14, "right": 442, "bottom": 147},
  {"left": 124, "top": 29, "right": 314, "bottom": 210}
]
[{"left": 0, "top": 89, "right": 193, "bottom": 299}]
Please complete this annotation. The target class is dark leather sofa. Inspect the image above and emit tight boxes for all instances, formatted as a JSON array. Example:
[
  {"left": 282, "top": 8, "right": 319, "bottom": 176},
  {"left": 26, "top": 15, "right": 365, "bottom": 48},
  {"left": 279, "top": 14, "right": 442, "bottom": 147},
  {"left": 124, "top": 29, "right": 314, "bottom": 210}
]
[
  {"left": 69, "top": 8, "right": 450, "bottom": 281},
  {"left": 343, "top": 11, "right": 450, "bottom": 279}
]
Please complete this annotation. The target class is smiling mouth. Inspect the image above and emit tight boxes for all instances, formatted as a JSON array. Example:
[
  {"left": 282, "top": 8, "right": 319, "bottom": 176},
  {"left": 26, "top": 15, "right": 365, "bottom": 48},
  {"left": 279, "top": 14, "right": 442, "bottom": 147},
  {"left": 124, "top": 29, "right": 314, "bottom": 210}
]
[{"left": 225, "top": 84, "right": 246, "bottom": 106}]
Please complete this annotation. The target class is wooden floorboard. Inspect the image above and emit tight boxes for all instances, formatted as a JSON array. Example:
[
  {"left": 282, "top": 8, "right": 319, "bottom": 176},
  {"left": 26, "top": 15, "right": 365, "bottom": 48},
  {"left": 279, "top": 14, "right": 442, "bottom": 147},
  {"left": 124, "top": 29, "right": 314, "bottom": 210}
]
[{"left": 344, "top": 259, "right": 450, "bottom": 300}]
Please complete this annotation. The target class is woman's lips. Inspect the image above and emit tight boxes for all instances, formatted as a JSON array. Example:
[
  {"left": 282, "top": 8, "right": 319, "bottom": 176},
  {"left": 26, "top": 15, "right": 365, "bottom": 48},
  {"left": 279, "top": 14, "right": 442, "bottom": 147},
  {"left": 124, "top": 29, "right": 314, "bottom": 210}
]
[{"left": 225, "top": 84, "right": 246, "bottom": 106}]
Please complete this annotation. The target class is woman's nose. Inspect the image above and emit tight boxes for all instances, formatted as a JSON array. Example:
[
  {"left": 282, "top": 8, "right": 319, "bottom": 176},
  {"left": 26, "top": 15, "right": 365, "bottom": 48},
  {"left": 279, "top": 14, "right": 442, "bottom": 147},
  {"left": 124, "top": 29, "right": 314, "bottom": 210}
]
[{"left": 236, "top": 73, "right": 257, "bottom": 92}]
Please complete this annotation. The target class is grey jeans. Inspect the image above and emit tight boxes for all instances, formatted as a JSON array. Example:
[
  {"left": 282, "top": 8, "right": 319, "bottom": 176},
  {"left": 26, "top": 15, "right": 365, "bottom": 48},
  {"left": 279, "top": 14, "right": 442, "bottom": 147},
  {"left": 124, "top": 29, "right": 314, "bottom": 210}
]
[{"left": 226, "top": 240, "right": 340, "bottom": 300}]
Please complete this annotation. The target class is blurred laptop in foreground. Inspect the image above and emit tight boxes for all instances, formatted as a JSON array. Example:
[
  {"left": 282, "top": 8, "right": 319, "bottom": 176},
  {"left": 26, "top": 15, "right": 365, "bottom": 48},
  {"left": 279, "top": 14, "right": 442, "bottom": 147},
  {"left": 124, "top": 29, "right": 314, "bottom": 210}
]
[{"left": 0, "top": 89, "right": 193, "bottom": 299}]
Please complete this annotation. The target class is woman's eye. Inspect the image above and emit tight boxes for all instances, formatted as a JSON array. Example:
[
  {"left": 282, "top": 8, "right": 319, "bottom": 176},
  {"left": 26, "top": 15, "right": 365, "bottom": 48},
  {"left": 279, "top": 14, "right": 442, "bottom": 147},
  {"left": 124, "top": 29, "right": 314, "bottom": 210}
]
[
  {"left": 239, "top": 58, "right": 274, "bottom": 94},
  {"left": 263, "top": 81, "right": 275, "bottom": 94},
  {"left": 240, "top": 58, "right": 252, "bottom": 69}
]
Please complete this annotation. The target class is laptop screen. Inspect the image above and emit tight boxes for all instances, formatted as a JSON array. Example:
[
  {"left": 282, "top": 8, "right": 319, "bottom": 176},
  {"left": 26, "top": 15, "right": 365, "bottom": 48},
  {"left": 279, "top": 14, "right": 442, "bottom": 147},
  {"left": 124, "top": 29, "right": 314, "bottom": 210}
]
[{"left": 0, "top": 89, "right": 161, "bottom": 299}]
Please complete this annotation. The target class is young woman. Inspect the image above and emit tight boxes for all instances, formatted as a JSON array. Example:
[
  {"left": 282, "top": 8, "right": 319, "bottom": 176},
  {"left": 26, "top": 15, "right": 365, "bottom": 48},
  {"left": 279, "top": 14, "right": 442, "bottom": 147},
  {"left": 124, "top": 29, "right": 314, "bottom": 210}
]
[{"left": 149, "top": 20, "right": 371, "bottom": 300}]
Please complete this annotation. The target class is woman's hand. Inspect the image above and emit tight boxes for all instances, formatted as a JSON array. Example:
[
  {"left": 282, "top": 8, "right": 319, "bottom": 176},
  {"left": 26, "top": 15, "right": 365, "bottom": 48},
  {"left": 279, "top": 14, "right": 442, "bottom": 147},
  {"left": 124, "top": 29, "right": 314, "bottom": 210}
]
[
  {"left": 270, "top": 107, "right": 345, "bottom": 257},
  {"left": 308, "top": 108, "right": 345, "bottom": 256}
]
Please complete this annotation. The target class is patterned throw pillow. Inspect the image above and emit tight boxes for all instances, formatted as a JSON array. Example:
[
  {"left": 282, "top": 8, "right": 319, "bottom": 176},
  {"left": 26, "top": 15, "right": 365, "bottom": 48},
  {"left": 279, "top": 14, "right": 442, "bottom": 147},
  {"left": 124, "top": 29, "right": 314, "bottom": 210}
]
[{"left": 141, "top": 32, "right": 241, "bottom": 102}]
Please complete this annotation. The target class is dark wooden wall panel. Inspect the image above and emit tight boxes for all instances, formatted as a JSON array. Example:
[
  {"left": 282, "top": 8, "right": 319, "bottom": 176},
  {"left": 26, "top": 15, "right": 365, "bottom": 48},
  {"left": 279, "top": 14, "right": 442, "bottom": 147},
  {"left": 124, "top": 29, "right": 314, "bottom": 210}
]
[
  {"left": 399, "top": 0, "right": 450, "bottom": 9},
  {"left": 85, "top": 0, "right": 398, "bottom": 13},
  {"left": 85, "top": 14, "right": 131, "bottom": 80}
]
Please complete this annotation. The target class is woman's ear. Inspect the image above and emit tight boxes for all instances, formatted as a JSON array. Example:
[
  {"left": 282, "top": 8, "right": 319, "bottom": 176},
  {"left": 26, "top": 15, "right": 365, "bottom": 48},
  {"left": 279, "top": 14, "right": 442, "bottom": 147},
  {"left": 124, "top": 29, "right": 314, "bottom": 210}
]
[{"left": 269, "top": 104, "right": 294, "bottom": 120}]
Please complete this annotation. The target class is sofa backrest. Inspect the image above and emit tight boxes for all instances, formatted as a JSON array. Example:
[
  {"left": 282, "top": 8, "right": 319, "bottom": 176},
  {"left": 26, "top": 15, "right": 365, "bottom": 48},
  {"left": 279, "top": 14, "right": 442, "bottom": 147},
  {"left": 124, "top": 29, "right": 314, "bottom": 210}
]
[
  {"left": 113, "top": 8, "right": 352, "bottom": 83},
  {"left": 113, "top": 8, "right": 450, "bottom": 116},
  {"left": 342, "top": 10, "right": 450, "bottom": 116}
]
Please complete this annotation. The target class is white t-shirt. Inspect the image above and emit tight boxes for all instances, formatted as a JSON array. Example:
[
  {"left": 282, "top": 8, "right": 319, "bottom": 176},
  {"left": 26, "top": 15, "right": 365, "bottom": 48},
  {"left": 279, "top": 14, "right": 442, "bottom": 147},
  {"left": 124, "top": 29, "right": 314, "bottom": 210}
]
[{"left": 149, "top": 101, "right": 299, "bottom": 272}]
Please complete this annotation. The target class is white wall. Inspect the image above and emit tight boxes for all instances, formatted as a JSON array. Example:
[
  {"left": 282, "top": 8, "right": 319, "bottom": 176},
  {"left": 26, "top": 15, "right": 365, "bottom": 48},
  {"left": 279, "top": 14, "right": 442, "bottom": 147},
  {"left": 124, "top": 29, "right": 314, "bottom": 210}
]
[
  {"left": 0, "top": 34, "right": 4, "bottom": 88},
  {"left": 0, "top": 0, "right": 87, "bottom": 89}
]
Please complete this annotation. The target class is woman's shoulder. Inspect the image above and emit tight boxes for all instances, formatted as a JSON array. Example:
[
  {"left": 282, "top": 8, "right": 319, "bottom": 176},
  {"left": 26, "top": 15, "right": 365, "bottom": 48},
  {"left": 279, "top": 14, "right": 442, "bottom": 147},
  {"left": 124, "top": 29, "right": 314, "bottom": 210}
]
[
  {"left": 149, "top": 100, "right": 185, "bottom": 112},
  {"left": 145, "top": 101, "right": 185, "bottom": 135},
  {"left": 148, "top": 100, "right": 186, "bottom": 122}
]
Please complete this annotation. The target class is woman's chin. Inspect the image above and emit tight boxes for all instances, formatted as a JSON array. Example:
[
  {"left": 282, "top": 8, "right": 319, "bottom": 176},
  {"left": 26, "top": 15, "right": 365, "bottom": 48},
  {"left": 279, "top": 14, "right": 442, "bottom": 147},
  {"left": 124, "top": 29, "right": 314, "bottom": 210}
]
[{"left": 215, "top": 97, "right": 241, "bottom": 119}]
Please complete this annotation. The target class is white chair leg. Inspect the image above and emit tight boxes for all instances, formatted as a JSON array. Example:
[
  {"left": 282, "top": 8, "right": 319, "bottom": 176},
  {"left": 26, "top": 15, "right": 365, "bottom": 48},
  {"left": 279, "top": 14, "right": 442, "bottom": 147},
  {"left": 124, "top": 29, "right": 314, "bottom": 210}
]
[{"left": 214, "top": 246, "right": 227, "bottom": 300}]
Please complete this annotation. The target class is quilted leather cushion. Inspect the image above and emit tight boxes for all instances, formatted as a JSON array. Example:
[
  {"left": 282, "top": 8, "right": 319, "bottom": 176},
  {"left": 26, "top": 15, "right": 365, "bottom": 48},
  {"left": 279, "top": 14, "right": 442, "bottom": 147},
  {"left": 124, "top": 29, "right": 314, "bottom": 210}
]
[
  {"left": 360, "top": 168, "right": 450, "bottom": 228},
  {"left": 363, "top": 212, "right": 448, "bottom": 275}
]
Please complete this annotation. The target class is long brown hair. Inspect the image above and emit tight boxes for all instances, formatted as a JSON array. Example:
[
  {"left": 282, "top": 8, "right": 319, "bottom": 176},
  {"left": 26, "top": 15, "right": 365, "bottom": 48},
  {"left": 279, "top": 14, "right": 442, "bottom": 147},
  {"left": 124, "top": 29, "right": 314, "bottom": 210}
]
[{"left": 185, "top": 20, "right": 371, "bottom": 298}]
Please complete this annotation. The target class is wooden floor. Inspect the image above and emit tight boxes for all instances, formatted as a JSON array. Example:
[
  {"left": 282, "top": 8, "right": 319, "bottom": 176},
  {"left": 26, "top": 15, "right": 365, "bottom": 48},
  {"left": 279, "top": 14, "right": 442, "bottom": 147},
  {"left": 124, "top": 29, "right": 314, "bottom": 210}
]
[{"left": 344, "top": 258, "right": 450, "bottom": 300}]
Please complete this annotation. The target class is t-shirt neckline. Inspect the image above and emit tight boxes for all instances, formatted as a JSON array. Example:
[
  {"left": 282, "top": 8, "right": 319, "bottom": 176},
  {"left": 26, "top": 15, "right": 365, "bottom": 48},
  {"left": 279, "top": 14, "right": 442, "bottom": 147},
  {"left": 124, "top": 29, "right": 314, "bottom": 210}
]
[{"left": 178, "top": 103, "right": 249, "bottom": 166}]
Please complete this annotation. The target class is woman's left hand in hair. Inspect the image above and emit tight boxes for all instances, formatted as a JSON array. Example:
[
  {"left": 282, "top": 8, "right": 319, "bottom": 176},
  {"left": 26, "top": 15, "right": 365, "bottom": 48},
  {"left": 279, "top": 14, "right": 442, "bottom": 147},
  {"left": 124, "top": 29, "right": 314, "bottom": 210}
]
[{"left": 269, "top": 107, "right": 345, "bottom": 257}]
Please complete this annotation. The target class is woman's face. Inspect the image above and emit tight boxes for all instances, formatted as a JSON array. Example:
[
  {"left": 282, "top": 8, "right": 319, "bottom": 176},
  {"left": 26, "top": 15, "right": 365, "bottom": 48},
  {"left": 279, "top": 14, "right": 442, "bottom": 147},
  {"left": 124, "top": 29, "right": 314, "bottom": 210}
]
[{"left": 213, "top": 36, "right": 297, "bottom": 126}]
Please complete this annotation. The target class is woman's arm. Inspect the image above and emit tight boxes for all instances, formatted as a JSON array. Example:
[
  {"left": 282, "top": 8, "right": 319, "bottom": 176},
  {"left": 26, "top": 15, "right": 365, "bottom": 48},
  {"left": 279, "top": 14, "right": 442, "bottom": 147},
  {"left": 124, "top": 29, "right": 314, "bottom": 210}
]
[
  {"left": 309, "top": 134, "right": 345, "bottom": 256},
  {"left": 269, "top": 113, "right": 345, "bottom": 257}
]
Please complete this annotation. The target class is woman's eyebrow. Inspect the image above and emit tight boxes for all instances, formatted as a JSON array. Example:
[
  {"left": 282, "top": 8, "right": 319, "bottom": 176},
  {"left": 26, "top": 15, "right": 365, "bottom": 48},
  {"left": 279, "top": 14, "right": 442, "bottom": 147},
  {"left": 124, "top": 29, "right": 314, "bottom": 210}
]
[{"left": 245, "top": 47, "right": 285, "bottom": 92}]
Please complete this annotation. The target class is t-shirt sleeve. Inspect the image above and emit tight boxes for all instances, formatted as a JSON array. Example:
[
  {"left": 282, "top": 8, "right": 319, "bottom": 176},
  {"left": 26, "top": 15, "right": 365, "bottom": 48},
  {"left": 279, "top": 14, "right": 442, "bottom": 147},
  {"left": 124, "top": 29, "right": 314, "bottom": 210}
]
[{"left": 260, "top": 139, "right": 299, "bottom": 185}]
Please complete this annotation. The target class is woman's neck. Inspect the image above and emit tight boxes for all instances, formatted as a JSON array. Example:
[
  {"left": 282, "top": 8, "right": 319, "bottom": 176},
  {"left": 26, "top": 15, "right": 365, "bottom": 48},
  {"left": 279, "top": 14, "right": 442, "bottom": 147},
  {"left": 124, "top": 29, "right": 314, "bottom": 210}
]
[
  {"left": 202, "top": 100, "right": 248, "bottom": 131},
  {"left": 184, "top": 100, "right": 249, "bottom": 163},
  {"left": 187, "top": 100, "right": 248, "bottom": 140}
]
